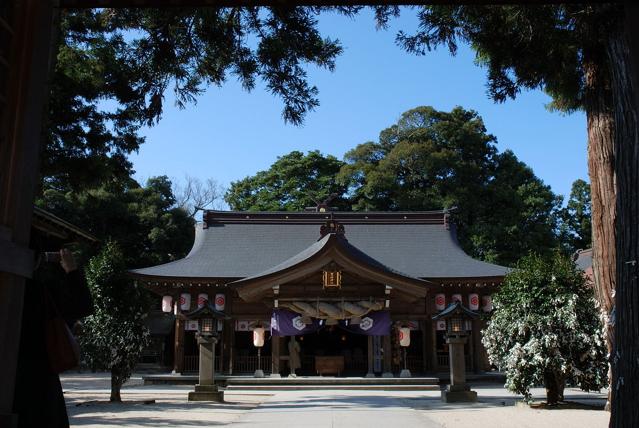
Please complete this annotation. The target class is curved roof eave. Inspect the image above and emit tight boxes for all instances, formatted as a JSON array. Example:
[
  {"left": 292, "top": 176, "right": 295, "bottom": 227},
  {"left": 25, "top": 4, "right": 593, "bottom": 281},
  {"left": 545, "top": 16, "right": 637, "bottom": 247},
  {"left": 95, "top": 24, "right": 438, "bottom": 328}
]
[{"left": 231, "top": 233, "right": 431, "bottom": 302}]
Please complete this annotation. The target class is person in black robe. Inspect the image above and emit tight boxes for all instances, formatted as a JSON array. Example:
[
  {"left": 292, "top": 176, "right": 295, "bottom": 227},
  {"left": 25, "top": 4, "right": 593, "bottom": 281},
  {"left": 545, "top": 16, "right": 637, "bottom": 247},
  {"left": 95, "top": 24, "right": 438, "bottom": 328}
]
[{"left": 12, "top": 248, "right": 93, "bottom": 428}]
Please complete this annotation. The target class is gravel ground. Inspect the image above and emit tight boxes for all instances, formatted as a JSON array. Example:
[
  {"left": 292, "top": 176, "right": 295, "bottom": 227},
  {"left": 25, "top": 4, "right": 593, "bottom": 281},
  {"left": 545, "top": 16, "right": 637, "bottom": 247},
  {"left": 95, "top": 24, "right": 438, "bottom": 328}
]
[{"left": 61, "top": 373, "right": 609, "bottom": 427}]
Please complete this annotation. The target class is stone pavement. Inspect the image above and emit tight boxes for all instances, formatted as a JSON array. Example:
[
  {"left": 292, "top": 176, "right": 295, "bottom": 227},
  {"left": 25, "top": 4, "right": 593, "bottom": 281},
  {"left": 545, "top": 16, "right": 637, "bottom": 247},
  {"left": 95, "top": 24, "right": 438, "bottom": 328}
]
[{"left": 61, "top": 373, "right": 609, "bottom": 427}]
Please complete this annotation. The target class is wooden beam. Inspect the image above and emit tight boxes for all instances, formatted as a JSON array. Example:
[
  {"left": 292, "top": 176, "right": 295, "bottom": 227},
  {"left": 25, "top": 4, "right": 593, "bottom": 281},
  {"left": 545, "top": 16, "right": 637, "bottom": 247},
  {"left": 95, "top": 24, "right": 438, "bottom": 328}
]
[
  {"left": 58, "top": 0, "right": 614, "bottom": 8},
  {"left": 0, "top": 1, "right": 57, "bottom": 424}
]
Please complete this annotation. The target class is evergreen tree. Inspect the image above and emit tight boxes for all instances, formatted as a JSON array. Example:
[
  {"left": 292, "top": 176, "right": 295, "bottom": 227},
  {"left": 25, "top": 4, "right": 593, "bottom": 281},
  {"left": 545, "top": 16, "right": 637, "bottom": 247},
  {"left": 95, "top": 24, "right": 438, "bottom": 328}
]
[
  {"left": 339, "top": 106, "right": 561, "bottom": 265},
  {"left": 560, "top": 179, "right": 593, "bottom": 253},
  {"left": 81, "top": 241, "right": 150, "bottom": 402},
  {"left": 482, "top": 253, "right": 607, "bottom": 404},
  {"left": 225, "top": 150, "right": 348, "bottom": 211}
]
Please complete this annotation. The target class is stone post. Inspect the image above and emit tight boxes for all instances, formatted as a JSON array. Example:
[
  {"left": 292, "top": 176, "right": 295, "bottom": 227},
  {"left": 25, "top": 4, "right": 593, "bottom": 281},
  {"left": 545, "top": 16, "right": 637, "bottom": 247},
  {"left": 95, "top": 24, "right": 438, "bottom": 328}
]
[
  {"left": 188, "top": 335, "right": 223, "bottom": 401},
  {"left": 441, "top": 336, "right": 477, "bottom": 402}
]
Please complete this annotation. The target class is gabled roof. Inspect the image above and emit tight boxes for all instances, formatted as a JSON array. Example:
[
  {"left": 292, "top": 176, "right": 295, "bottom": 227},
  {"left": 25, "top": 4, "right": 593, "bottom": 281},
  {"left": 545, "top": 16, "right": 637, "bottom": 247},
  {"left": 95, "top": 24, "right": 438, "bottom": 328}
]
[
  {"left": 232, "top": 232, "right": 431, "bottom": 302},
  {"left": 432, "top": 301, "right": 480, "bottom": 320},
  {"left": 130, "top": 210, "right": 508, "bottom": 283}
]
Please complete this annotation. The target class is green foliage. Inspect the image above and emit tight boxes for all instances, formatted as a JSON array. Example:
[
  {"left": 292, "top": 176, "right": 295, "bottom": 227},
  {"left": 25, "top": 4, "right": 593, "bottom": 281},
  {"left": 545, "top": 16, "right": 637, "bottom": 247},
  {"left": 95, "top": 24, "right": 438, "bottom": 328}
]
[
  {"left": 559, "top": 179, "right": 592, "bottom": 252},
  {"left": 47, "top": 7, "right": 347, "bottom": 190},
  {"left": 225, "top": 150, "right": 348, "bottom": 211},
  {"left": 390, "top": 5, "right": 619, "bottom": 111},
  {"left": 80, "top": 241, "right": 150, "bottom": 400},
  {"left": 339, "top": 106, "right": 561, "bottom": 265},
  {"left": 482, "top": 253, "right": 607, "bottom": 402},
  {"left": 36, "top": 176, "right": 194, "bottom": 267}
]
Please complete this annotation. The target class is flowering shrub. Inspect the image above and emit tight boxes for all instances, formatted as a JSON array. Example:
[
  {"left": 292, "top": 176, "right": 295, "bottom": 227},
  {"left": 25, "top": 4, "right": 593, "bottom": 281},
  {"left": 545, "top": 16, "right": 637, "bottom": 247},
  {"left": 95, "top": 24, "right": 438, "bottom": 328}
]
[{"left": 482, "top": 253, "right": 607, "bottom": 403}]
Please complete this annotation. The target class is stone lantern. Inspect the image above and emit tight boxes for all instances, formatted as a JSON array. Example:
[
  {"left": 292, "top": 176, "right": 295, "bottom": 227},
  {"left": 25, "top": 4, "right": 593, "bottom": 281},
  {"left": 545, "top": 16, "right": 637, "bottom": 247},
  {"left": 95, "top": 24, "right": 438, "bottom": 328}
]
[
  {"left": 432, "top": 301, "right": 479, "bottom": 402},
  {"left": 185, "top": 302, "right": 230, "bottom": 402}
]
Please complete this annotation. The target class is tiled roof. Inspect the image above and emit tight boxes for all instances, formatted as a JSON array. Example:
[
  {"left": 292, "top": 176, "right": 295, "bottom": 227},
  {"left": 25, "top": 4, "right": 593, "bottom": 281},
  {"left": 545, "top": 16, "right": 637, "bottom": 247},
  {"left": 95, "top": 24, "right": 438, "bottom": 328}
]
[{"left": 130, "top": 210, "right": 508, "bottom": 281}]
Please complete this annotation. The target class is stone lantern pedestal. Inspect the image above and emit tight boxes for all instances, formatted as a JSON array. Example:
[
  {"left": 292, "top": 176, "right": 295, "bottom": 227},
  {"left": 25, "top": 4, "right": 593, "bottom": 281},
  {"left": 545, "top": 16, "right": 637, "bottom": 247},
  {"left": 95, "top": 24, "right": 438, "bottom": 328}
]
[
  {"left": 432, "top": 301, "right": 479, "bottom": 403},
  {"left": 188, "top": 335, "right": 224, "bottom": 402},
  {"left": 441, "top": 335, "right": 477, "bottom": 403}
]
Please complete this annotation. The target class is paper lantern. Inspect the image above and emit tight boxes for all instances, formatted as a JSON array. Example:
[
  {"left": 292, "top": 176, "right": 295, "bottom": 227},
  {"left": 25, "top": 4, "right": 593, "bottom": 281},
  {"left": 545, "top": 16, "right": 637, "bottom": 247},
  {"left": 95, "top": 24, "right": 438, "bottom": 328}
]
[
  {"left": 482, "top": 295, "right": 493, "bottom": 312},
  {"left": 161, "top": 296, "right": 173, "bottom": 313},
  {"left": 468, "top": 293, "right": 479, "bottom": 310},
  {"left": 451, "top": 294, "right": 462, "bottom": 303},
  {"left": 253, "top": 327, "right": 265, "bottom": 347},
  {"left": 179, "top": 293, "right": 191, "bottom": 311},
  {"left": 435, "top": 293, "right": 446, "bottom": 311},
  {"left": 399, "top": 327, "right": 411, "bottom": 347},
  {"left": 436, "top": 320, "right": 446, "bottom": 331},
  {"left": 197, "top": 293, "right": 209, "bottom": 308},
  {"left": 214, "top": 293, "right": 226, "bottom": 311}
]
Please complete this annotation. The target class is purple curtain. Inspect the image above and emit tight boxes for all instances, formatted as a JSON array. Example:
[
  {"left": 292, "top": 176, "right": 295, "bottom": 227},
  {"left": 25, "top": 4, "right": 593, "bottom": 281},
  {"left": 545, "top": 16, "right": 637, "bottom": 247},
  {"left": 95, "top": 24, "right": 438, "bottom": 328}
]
[
  {"left": 270, "top": 309, "right": 320, "bottom": 336},
  {"left": 338, "top": 311, "right": 391, "bottom": 336},
  {"left": 270, "top": 309, "right": 391, "bottom": 336}
]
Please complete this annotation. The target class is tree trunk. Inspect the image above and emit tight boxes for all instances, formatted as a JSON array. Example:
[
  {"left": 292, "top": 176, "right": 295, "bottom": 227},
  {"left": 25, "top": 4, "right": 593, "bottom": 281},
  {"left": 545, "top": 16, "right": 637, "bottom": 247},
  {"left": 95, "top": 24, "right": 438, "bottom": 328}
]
[
  {"left": 608, "top": 4, "right": 639, "bottom": 427},
  {"left": 110, "top": 372, "right": 122, "bottom": 402},
  {"left": 583, "top": 43, "right": 617, "bottom": 412},
  {"left": 544, "top": 371, "right": 565, "bottom": 405}
]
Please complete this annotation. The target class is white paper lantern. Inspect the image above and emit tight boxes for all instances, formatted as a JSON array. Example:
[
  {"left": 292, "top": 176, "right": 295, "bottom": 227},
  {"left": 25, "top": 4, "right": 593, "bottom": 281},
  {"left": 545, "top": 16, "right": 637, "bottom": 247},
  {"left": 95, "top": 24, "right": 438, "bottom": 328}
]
[
  {"left": 253, "top": 327, "right": 265, "bottom": 347},
  {"left": 179, "top": 293, "right": 191, "bottom": 311},
  {"left": 468, "top": 293, "right": 480, "bottom": 310},
  {"left": 214, "top": 293, "right": 226, "bottom": 311},
  {"left": 435, "top": 293, "right": 446, "bottom": 311},
  {"left": 399, "top": 327, "right": 411, "bottom": 347},
  {"left": 482, "top": 295, "right": 493, "bottom": 312},
  {"left": 161, "top": 296, "right": 173, "bottom": 313},
  {"left": 451, "top": 294, "right": 462, "bottom": 304},
  {"left": 197, "top": 293, "right": 209, "bottom": 308},
  {"left": 436, "top": 320, "right": 446, "bottom": 331}
]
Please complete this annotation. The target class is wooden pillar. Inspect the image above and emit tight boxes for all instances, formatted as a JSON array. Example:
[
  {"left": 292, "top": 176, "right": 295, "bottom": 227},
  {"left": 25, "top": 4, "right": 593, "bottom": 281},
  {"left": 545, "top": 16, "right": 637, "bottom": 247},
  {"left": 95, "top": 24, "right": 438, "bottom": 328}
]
[
  {"left": 421, "top": 320, "right": 430, "bottom": 373},
  {"left": 0, "top": 2, "right": 57, "bottom": 425},
  {"left": 271, "top": 335, "right": 281, "bottom": 376},
  {"left": 430, "top": 323, "right": 438, "bottom": 372},
  {"left": 228, "top": 321, "right": 235, "bottom": 375},
  {"left": 366, "top": 335, "right": 374, "bottom": 377},
  {"left": 472, "top": 319, "right": 482, "bottom": 373},
  {"left": 223, "top": 319, "right": 233, "bottom": 374},
  {"left": 382, "top": 334, "right": 392, "bottom": 377},
  {"left": 173, "top": 316, "right": 185, "bottom": 374}
]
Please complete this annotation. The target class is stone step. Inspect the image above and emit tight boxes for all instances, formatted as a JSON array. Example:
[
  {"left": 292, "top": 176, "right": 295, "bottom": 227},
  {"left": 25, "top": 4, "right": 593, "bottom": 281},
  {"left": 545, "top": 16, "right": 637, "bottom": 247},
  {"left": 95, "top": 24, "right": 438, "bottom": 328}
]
[
  {"left": 225, "top": 376, "right": 439, "bottom": 386},
  {"left": 224, "top": 384, "right": 440, "bottom": 391}
]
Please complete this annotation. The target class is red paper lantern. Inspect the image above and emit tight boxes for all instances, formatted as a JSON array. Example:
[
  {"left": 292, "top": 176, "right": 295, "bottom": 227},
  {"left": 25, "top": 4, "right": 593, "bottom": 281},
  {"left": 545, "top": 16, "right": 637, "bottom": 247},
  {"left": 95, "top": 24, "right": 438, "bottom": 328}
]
[
  {"left": 214, "top": 293, "right": 226, "bottom": 311},
  {"left": 399, "top": 327, "right": 411, "bottom": 347},
  {"left": 197, "top": 293, "right": 209, "bottom": 308},
  {"left": 482, "top": 295, "right": 493, "bottom": 312},
  {"left": 452, "top": 294, "right": 462, "bottom": 303},
  {"left": 435, "top": 293, "right": 446, "bottom": 311},
  {"left": 469, "top": 293, "right": 479, "bottom": 310},
  {"left": 179, "top": 293, "right": 191, "bottom": 311}
]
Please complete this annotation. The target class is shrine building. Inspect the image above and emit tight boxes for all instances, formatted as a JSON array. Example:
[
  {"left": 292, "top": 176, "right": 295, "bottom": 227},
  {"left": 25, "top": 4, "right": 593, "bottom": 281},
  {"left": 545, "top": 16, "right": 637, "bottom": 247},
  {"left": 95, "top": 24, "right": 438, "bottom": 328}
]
[{"left": 130, "top": 209, "right": 507, "bottom": 377}]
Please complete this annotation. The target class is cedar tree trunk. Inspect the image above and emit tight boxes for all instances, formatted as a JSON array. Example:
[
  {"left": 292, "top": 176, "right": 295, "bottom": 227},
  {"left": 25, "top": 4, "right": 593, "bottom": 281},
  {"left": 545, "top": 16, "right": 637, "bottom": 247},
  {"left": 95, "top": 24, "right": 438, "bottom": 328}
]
[
  {"left": 608, "top": 3, "right": 639, "bottom": 427},
  {"left": 583, "top": 43, "right": 616, "bottom": 411}
]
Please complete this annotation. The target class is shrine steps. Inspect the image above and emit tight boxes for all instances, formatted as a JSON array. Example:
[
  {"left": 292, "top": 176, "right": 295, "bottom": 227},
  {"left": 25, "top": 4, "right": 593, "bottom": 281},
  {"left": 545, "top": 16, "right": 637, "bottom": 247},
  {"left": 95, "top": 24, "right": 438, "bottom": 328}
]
[{"left": 223, "top": 376, "right": 440, "bottom": 391}]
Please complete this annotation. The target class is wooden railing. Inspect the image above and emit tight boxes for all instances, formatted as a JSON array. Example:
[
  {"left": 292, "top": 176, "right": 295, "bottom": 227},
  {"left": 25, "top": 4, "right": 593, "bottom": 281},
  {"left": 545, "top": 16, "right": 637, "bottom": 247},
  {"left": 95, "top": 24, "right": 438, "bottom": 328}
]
[
  {"left": 232, "top": 355, "right": 272, "bottom": 374},
  {"left": 406, "top": 355, "right": 423, "bottom": 372}
]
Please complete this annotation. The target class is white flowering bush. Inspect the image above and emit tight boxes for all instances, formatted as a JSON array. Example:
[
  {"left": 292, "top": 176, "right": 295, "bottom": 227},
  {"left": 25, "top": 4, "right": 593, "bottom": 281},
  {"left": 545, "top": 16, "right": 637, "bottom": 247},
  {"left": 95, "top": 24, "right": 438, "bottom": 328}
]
[
  {"left": 482, "top": 253, "right": 607, "bottom": 404},
  {"left": 81, "top": 241, "right": 150, "bottom": 402}
]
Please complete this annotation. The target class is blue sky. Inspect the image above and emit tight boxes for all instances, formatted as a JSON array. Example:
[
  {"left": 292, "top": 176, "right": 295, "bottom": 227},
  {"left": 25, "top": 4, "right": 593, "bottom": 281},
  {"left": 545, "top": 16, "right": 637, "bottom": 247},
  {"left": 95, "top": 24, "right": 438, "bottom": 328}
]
[{"left": 130, "top": 8, "right": 588, "bottom": 206}]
